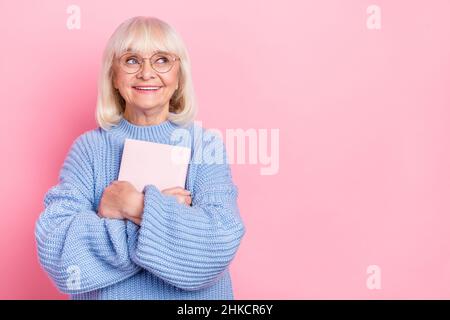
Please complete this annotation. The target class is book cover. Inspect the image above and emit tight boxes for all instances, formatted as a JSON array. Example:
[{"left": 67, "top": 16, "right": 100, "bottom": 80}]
[{"left": 118, "top": 138, "right": 191, "bottom": 192}]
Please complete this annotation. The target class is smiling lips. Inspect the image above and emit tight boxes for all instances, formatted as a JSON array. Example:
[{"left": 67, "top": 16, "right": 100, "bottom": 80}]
[
  {"left": 132, "top": 86, "right": 162, "bottom": 94},
  {"left": 133, "top": 86, "right": 162, "bottom": 90}
]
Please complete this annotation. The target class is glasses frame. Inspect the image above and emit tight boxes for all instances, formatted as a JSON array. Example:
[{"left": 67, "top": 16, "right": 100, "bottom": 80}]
[{"left": 117, "top": 51, "right": 180, "bottom": 74}]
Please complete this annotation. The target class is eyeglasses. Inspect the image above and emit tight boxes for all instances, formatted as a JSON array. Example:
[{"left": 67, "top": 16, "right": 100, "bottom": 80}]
[{"left": 118, "top": 51, "right": 180, "bottom": 74}]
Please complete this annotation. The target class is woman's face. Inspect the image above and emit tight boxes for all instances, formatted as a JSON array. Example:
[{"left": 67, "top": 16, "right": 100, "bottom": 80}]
[{"left": 113, "top": 51, "right": 180, "bottom": 113}]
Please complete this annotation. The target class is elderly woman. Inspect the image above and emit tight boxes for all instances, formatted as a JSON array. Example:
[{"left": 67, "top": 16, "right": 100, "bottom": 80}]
[{"left": 35, "top": 16, "right": 246, "bottom": 300}]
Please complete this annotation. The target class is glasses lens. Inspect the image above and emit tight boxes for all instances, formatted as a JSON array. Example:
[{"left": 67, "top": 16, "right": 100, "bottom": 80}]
[
  {"left": 151, "top": 53, "right": 174, "bottom": 73},
  {"left": 120, "top": 53, "right": 142, "bottom": 73}
]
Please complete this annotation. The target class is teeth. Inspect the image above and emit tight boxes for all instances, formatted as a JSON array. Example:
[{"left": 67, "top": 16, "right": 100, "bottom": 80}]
[{"left": 134, "top": 87, "right": 160, "bottom": 90}]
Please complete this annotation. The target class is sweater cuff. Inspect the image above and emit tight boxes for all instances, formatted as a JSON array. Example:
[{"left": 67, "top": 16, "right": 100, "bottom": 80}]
[
  {"left": 127, "top": 184, "right": 176, "bottom": 262},
  {"left": 125, "top": 219, "right": 140, "bottom": 257}
]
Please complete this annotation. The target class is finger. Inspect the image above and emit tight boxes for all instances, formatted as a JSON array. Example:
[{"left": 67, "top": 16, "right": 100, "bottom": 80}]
[
  {"left": 174, "top": 188, "right": 191, "bottom": 195},
  {"left": 161, "top": 189, "right": 177, "bottom": 196},
  {"left": 175, "top": 190, "right": 191, "bottom": 196},
  {"left": 177, "top": 195, "right": 192, "bottom": 206},
  {"left": 161, "top": 186, "right": 180, "bottom": 193},
  {"left": 162, "top": 189, "right": 191, "bottom": 196},
  {"left": 162, "top": 186, "right": 190, "bottom": 193},
  {"left": 175, "top": 195, "right": 185, "bottom": 204}
]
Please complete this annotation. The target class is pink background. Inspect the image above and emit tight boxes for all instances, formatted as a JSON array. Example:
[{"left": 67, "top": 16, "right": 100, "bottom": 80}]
[{"left": 1, "top": 0, "right": 450, "bottom": 299}]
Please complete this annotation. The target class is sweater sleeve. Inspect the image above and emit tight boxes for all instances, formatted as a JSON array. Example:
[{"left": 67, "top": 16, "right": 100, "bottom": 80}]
[
  {"left": 35, "top": 134, "right": 141, "bottom": 295},
  {"left": 127, "top": 135, "right": 246, "bottom": 291}
]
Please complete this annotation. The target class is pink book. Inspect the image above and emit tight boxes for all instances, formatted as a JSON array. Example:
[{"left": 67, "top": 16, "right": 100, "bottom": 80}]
[{"left": 118, "top": 138, "right": 191, "bottom": 192}]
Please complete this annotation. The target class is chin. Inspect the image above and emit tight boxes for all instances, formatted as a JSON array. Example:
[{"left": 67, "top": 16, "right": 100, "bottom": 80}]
[{"left": 136, "top": 103, "right": 162, "bottom": 110}]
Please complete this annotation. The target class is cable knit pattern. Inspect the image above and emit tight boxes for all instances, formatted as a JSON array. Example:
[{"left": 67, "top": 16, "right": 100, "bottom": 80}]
[{"left": 35, "top": 117, "right": 246, "bottom": 300}]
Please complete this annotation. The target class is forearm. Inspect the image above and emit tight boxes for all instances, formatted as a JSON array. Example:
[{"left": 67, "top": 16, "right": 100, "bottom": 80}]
[
  {"left": 127, "top": 184, "right": 246, "bottom": 291},
  {"left": 36, "top": 183, "right": 141, "bottom": 294}
]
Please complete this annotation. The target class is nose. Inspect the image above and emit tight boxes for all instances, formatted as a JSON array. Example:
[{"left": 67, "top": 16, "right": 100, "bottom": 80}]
[{"left": 137, "top": 58, "right": 157, "bottom": 79}]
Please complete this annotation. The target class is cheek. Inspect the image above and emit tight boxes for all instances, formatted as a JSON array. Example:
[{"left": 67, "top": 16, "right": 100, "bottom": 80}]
[
  {"left": 166, "top": 66, "right": 180, "bottom": 86},
  {"left": 165, "top": 75, "right": 179, "bottom": 90},
  {"left": 118, "top": 76, "right": 130, "bottom": 88},
  {"left": 116, "top": 77, "right": 133, "bottom": 94},
  {"left": 113, "top": 69, "right": 130, "bottom": 89}
]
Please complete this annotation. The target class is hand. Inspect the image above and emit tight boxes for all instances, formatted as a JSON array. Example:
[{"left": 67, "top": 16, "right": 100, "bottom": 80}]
[
  {"left": 161, "top": 186, "right": 192, "bottom": 206},
  {"left": 98, "top": 180, "right": 144, "bottom": 225}
]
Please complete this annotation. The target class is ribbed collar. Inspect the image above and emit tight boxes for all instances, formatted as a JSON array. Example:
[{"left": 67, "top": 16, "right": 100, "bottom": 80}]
[{"left": 110, "top": 117, "right": 179, "bottom": 142}]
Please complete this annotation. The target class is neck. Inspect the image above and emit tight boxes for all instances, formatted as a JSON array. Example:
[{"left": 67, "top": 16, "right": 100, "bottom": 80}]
[{"left": 123, "top": 104, "right": 169, "bottom": 126}]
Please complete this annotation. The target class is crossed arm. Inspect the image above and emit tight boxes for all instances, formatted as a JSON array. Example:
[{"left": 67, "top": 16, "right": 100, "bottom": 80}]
[
  {"left": 98, "top": 181, "right": 192, "bottom": 225},
  {"left": 35, "top": 134, "right": 246, "bottom": 294}
]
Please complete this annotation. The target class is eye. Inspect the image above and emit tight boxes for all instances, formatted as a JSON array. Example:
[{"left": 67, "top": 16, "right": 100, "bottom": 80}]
[
  {"left": 126, "top": 57, "right": 139, "bottom": 65},
  {"left": 155, "top": 57, "right": 169, "bottom": 64}
]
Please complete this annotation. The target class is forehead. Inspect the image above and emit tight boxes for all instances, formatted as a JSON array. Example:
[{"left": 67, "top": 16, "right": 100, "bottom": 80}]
[
  {"left": 122, "top": 48, "right": 172, "bottom": 55},
  {"left": 115, "top": 32, "right": 177, "bottom": 56}
]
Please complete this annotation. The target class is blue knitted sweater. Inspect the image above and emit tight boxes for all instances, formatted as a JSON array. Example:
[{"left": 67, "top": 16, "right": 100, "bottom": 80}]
[{"left": 35, "top": 117, "right": 246, "bottom": 300}]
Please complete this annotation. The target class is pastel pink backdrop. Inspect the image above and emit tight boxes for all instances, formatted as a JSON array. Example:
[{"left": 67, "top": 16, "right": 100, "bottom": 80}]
[{"left": 1, "top": 0, "right": 449, "bottom": 299}]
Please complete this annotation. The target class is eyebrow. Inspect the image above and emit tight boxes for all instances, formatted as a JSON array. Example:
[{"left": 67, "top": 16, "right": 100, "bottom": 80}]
[{"left": 124, "top": 48, "right": 170, "bottom": 55}]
